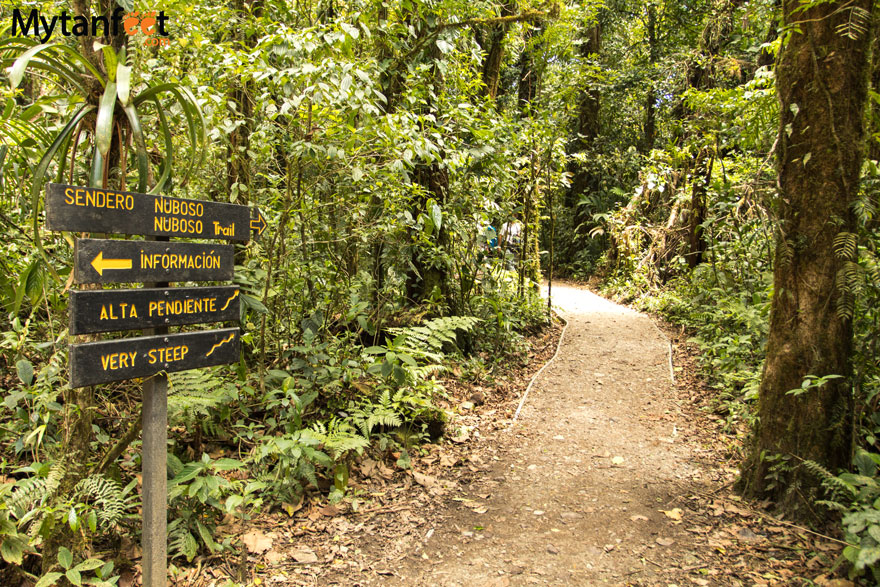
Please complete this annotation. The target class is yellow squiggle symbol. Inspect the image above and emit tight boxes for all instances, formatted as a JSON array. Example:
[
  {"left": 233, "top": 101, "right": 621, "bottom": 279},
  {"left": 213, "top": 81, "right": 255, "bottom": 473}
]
[
  {"left": 220, "top": 289, "right": 239, "bottom": 311},
  {"left": 206, "top": 333, "right": 236, "bottom": 357}
]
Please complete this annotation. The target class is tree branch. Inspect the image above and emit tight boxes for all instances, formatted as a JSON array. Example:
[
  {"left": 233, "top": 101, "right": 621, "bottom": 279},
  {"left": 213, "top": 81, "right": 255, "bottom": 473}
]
[
  {"left": 397, "top": 10, "right": 546, "bottom": 68},
  {"left": 94, "top": 406, "right": 143, "bottom": 474}
]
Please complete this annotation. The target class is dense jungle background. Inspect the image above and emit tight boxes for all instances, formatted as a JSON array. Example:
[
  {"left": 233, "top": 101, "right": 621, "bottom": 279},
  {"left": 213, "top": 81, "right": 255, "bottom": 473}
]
[{"left": 2, "top": 0, "right": 880, "bottom": 583}]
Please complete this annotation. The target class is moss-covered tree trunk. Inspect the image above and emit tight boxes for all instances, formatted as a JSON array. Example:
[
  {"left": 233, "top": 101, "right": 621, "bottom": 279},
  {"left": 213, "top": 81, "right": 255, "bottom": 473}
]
[
  {"left": 474, "top": 0, "right": 516, "bottom": 100},
  {"left": 740, "top": 0, "right": 873, "bottom": 520},
  {"left": 566, "top": 21, "right": 600, "bottom": 212}
]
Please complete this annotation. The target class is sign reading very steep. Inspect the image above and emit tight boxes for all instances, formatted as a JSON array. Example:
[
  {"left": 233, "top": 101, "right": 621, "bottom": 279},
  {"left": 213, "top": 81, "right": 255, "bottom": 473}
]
[
  {"left": 69, "top": 328, "right": 240, "bottom": 388},
  {"left": 45, "top": 183, "right": 267, "bottom": 241},
  {"left": 69, "top": 286, "right": 240, "bottom": 335},
  {"left": 74, "top": 238, "right": 234, "bottom": 284}
]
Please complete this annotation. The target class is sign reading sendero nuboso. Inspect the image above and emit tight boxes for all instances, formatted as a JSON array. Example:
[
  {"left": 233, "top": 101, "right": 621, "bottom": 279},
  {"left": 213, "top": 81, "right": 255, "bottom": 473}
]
[{"left": 46, "top": 183, "right": 266, "bottom": 241}]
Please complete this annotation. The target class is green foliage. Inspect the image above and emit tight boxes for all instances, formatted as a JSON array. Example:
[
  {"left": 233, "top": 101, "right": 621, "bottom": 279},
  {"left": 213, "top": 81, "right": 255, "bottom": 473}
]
[
  {"left": 0, "top": 0, "right": 607, "bottom": 574},
  {"left": 166, "top": 453, "right": 259, "bottom": 561},
  {"left": 35, "top": 547, "right": 118, "bottom": 587},
  {"left": 806, "top": 451, "right": 880, "bottom": 582}
]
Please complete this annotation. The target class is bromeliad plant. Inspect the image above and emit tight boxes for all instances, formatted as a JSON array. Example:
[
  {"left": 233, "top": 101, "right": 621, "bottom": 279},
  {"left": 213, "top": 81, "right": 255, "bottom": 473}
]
[{"left": 0, "top": 34, "right": 206, "bottom": 279}]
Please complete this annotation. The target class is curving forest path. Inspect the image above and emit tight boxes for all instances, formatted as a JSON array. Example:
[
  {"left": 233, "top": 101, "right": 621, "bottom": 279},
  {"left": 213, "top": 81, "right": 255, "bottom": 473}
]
[
  {"left": 379, "top": 283, "right": 704, "bottom": 585},
  {"left": 245, "top": 283, "right": 839, "bottom": 587}
]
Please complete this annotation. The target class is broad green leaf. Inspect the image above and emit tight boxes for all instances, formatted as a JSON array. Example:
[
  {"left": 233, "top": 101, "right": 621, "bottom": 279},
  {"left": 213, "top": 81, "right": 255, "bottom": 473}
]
[
  {"left": 94, "top": 41, "right": 117, "bottom": 82},
  {"left": 117, "top": 64, "right": 132, "bottom": 106},
  {"left": 67, "top": 506, "right": 78, "bottom": 531},
  {"left": 15, "top": 359, "right": 33, "bottom": 385},
  {"left": 65, "top": 568, "right": 82, "bottom": 586},
  {"left": 74, "top": 558, "right": 104, "bottom": 572},
  {"left": 211, "top": 458, "right": 243, "bottom": 471},
  {"left": 429, "top": 201, "right": 442, "bottom": 231},
  {"left": 10, "top": 43, "right": 55, "bottom": 89},
  {"left": 856, "top": 544, "right": 880, "bottom": 570},
  {"left": 183, "top": 531, "right": 198, "bottom": 561},
  {"left": 28, "top": 96, "right": 89, "bottom": 284},
  {"left": 196, "top": 520, "right": 218, "bottom": 552},
  {"left": 34, "top": 572, "right": 64, "bottom": 587},
  {"left": 58, "top": 546, "right": 73, "bottom": 569},
  {"left": 0, "top": 535, "right": 25, "bottom": 564}
]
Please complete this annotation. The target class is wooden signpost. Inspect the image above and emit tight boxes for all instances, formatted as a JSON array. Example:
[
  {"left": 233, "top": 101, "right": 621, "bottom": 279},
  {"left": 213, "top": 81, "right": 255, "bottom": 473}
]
[
  {"left": 69, "top": 328, "right": 241, "bottom": 388},
  {"left": 45, "top": 182, "right": 265, "bottom": 586},
  {"left": 46, "top": 182, "right": 267, "bottom": 241}
]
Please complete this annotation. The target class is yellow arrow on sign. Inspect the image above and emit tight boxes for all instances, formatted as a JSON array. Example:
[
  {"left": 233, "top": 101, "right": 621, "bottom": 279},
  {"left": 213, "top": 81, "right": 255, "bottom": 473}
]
[
  {"left": 91, "top": 251, "right": 133, "bottom": 276},
  {"left": 250, "top": 209, "right": 267, "bottom": 237}
]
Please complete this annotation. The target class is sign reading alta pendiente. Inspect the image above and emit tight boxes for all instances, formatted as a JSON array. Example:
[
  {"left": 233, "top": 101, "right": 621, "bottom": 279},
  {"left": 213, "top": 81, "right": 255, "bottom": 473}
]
[
  {"left": 45, "top": 182, "right": 267, "bottom": 241},
  {"left": 69, "top": 286, "right": 240, "bottom": 335}
]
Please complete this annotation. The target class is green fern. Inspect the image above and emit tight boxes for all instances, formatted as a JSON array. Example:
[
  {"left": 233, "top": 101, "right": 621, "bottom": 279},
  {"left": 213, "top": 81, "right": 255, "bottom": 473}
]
[
  {"left": 349, "top": 390, "right": 404, "bottom": 438},
  {"left": 168, "top": 369, "right": 235, "bottom": 424},
  {"left": 73, "top": 475, "right": 128, "bottom": 528},
  {"left": 8, "top": 461, "right": 65, "bottom": 520},
  {"left": 387, "top": 316, "right": 480, "bottom": 357},
  {"left": 168, "top": 518, "right": 198, "bottom": 562},
  {"left": 803, "top": 458, "right": 858, "bottom": 504},
  {"left": 835, "top": 232, "right": 859, "bottom": 261},
  {"left": 311, "top": 418, "right": 369, "bottom": 459}
]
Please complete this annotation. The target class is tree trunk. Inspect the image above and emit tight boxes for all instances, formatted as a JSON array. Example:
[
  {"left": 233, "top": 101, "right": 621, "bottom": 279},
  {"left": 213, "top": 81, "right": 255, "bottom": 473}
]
[
  {"left": 566, "top": 20, "right": 601, "bottom": 233},
  {"left": 739, "top": 0, "right": 873, "bottom": 520},
  {"left": 474, "top": 1, "right": 517, "bottom": 100},
  {"left": 517, "top": 25, "right": 542, "bottom": 109},
  {"left": 640, "top": 4, "right": 657, "bottom": 153}
]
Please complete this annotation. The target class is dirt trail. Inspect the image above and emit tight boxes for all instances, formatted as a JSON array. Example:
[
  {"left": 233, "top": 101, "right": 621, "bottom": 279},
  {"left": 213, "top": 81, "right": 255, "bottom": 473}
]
[
  {"left": 245, "top": 283, "right": 836, "bottom": 586},
  {"left": 374, "top": 283, "right": 708, "bottom": 585}
]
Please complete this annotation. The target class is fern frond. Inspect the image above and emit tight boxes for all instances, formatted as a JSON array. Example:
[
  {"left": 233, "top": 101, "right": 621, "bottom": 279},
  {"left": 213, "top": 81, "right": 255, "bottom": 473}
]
[
  {"left": 168, "top": 369, "right": 234, "bottom": 424},
  {"left": 834, "top": 232, "right": 858, "bottom": 260},
  {"left": 803, "top": 459, "right": 857, "bottom": 502},
  {"left": 74, "top": 475, "right": 127, "bottom": 527}
]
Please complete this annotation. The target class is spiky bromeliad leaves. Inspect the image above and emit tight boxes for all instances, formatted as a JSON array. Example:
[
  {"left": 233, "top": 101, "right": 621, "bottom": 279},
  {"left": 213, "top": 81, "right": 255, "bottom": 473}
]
[{"left": 0, "top": 36, "right": 206, "bottom": 278}]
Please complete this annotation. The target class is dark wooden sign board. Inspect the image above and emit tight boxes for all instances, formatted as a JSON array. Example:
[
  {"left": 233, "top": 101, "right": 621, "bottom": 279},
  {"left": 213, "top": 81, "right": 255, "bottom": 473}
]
[
  {"left": 68, "top": 327, "right": 240, "bottom": 388},
  {"left": 69, "top": 286, "right": 240, "bottom": 335},
  {"left": 45, "top": 182, "right": 265, "bottom": 241},
  {"left": 74, "top": 239, "right": 234, "bottom": 284}
]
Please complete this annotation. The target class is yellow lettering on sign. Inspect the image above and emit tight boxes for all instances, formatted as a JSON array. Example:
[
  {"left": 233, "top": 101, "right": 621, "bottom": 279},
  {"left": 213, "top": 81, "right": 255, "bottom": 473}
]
[
  {"left": 140, "top": 251, "right": 221, "bottom": 272},
  {"left": 147, "top": 345, "right": 189, "bottom": 365},
  {"left": 213, "top": 221, "right": 234, "bottom": 237},
  {"left": 98, "top": 303, "right": 138, "bottom": 321},
  {"left": 154, "top": 196, "right": 204, "bottom": 218},
  {"left": 147, "top": 297, "right": 219, "bottom": 317},
  {"left": 154, "top": 216, "right": 204, "bottom": 235},
  {"left": 100, "top": 351, "right": 136, "bottom": 371},
  {"left": 65, "top": 187, "right": 134, "bottom": 210}
]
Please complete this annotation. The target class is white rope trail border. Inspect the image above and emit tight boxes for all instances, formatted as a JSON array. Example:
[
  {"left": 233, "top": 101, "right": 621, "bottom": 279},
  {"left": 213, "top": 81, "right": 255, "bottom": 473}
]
[
  {"left": 511, "top": 312, "right": 569, "bottom": 425},
  {"left": 649, "top": 319, "right": 676, "bottom": 386}
]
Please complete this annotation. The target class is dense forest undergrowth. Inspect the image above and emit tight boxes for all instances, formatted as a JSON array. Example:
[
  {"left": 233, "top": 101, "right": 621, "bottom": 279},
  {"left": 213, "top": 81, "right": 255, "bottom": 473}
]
[{"left": 1, "top": 0, "right": 880, "bottom": 584}]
